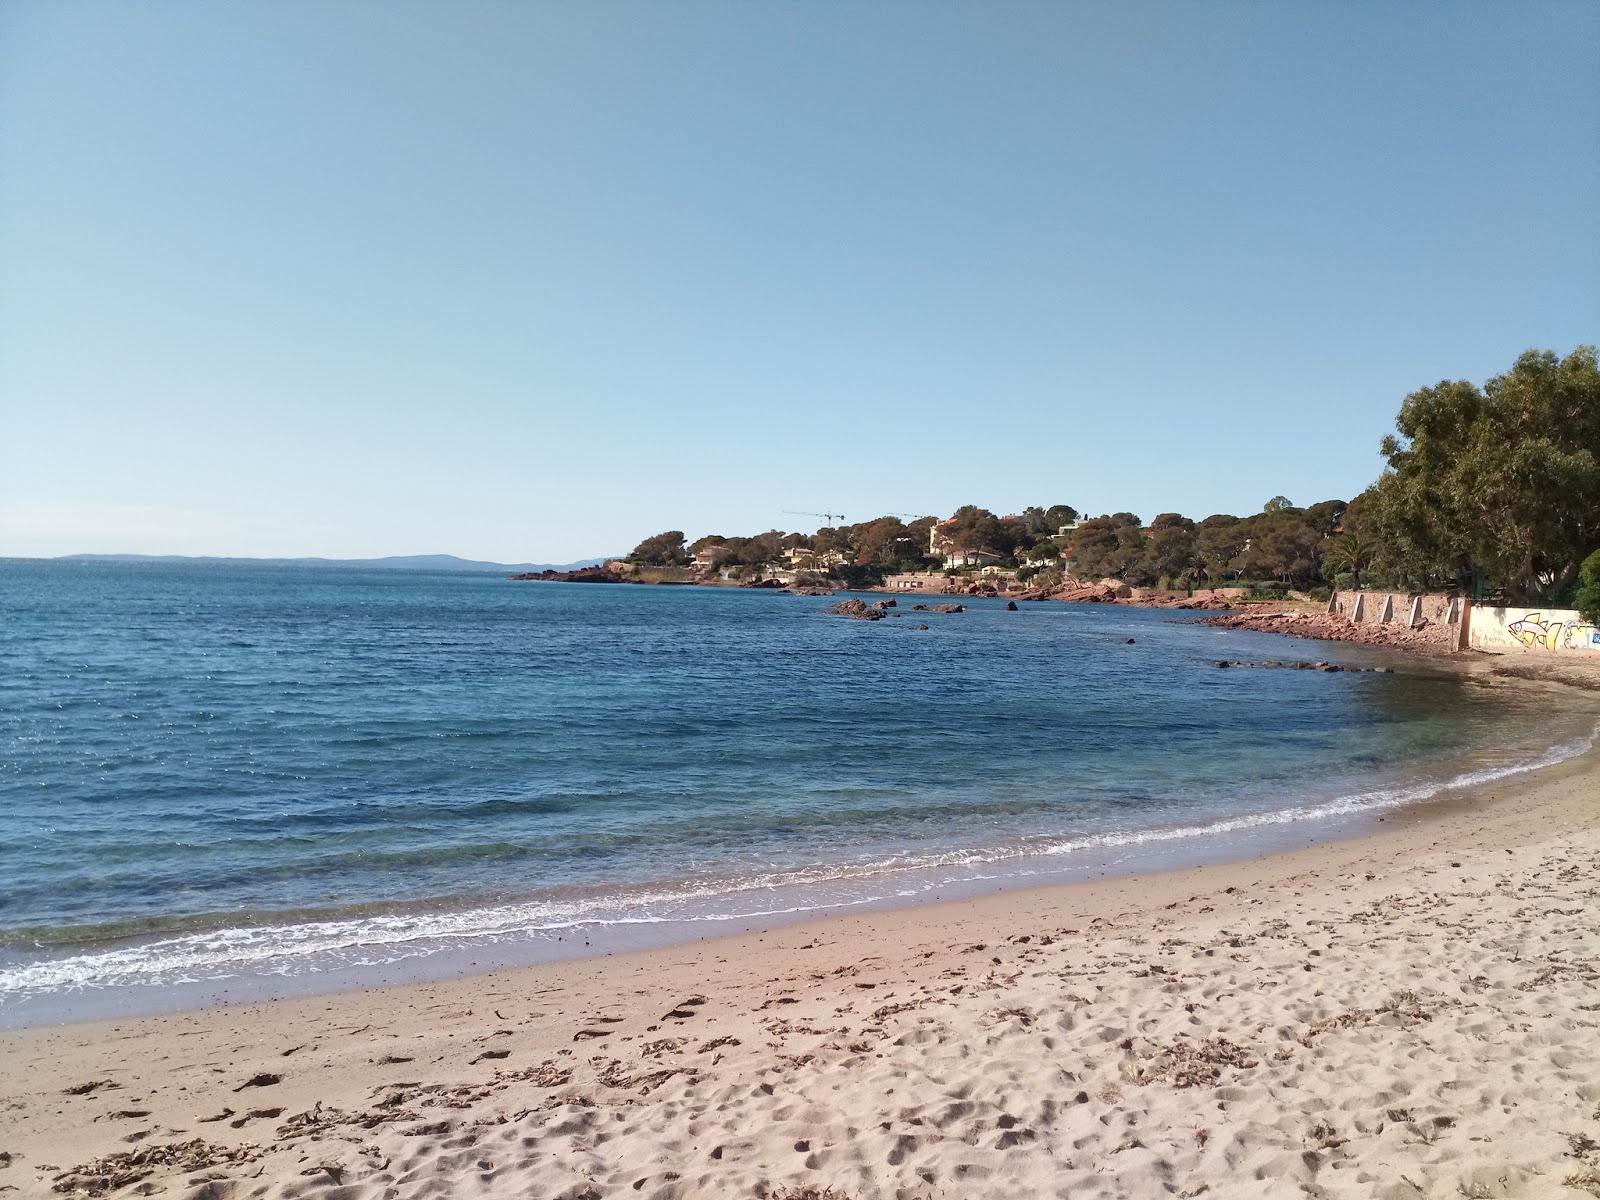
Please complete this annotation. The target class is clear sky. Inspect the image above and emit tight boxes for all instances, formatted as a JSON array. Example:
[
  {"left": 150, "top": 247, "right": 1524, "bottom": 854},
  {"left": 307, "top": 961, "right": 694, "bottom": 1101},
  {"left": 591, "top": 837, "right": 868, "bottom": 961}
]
[{"left": 2, "top": 1, "right": 1596, "bottom": 562}]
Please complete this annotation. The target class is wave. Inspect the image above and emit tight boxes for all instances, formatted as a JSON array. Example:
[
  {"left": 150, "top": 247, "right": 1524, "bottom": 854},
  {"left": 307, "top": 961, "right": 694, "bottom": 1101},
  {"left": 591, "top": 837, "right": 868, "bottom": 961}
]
[{"left": 3, "top": 721, "right": 1592, "bottom": 1002}]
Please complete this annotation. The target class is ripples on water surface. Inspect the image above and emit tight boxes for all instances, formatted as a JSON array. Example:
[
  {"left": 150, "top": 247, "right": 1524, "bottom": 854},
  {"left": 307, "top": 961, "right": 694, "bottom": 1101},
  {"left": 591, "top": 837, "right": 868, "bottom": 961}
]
[{"left": 1, "top": 561, "right": 1593, "bottom": 1012}]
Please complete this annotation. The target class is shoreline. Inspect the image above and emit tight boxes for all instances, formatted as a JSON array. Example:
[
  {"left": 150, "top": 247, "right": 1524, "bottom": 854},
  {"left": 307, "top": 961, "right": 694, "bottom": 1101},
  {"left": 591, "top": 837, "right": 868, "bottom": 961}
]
[
  {"left": 4, "top": 645, "right": 1596, "bottom": 1025},
  {"left": 5, "top": 655, "right": 1594, "bottom": 1032},
  {"left": 5, "top": 717, "right": 1597, "bottom": 1197}
]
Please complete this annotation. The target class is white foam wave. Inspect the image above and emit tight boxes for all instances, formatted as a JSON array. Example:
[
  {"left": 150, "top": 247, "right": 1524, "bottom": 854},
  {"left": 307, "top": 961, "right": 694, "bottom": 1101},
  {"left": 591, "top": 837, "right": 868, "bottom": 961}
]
[{"left": 3, "top": 723, "right": 1593, "bottom": 999}]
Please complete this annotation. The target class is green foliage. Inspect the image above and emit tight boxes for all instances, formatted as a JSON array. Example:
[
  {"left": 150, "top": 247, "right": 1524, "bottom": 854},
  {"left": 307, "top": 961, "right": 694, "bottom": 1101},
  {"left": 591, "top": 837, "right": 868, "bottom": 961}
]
[
  {"left": 1322, "top": 530, "right": 1375, "bottom": 590},
  {"left": 943, "top": 505, "right": 1002, "bottom": 555},
  {"left": 1366, "top": 346, "right": 1600, "bottom": 601},
  {"left": 1301, "top": 499, "right": 1347, "bottom": 539},
  {"left": 630, "top": 530, "right": 689, "bottom": 566},
  {"left": 1194, "top": 514, "right": 1247, "bottom": 582},
  {"left": 1577, "top": 548, "right": 1600, "bottom": 625}
]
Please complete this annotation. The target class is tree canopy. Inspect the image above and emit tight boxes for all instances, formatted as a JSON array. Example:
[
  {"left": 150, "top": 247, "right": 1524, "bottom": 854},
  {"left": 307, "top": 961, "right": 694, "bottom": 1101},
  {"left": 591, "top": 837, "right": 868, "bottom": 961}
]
[
  {"left": 629, "top": 530, "right": 689, "bottom": 566},
  {"left": 1366, "top": 345, "right": 1600, "bottom": 601}
]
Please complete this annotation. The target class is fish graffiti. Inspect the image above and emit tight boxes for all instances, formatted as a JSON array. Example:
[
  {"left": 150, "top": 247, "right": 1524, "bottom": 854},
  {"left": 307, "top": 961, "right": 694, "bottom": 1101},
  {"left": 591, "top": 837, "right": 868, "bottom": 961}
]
[{"left": 1504, "top": 612, "right": 1600, "bottom": 652}]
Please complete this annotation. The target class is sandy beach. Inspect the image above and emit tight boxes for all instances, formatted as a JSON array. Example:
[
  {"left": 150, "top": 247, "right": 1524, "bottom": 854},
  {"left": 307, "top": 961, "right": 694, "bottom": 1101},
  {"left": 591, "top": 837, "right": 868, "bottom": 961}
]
[{"left": 1, "top": 707, "right": 1594, "bottom": 1200}]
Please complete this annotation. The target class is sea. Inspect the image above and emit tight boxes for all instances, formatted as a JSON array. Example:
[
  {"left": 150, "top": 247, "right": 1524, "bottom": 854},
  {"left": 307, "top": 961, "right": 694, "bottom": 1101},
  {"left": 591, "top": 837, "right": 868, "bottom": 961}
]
[{"left": 3, "top": 560, "right": 1596, "bottom": 1026}]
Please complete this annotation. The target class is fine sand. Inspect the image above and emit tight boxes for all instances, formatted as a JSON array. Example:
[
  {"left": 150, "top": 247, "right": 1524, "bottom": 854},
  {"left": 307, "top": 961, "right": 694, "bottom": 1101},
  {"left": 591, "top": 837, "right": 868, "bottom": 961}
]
[{"left": 3, "top": 735, "right": 1598, "bottom": 1197}]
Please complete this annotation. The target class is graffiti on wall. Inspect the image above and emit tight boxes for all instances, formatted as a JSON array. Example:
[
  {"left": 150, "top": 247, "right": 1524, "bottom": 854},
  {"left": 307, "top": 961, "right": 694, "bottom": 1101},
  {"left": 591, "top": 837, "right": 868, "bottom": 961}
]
[{"left": 1505, "top": 612, "right": 1600, "bottom": 652}]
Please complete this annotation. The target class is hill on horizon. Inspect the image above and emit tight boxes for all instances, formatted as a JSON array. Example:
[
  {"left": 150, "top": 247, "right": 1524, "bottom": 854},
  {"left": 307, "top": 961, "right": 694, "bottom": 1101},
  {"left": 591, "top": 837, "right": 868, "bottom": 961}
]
[{"left": 44, "top": 553, "right": 612, "bottom": 573}]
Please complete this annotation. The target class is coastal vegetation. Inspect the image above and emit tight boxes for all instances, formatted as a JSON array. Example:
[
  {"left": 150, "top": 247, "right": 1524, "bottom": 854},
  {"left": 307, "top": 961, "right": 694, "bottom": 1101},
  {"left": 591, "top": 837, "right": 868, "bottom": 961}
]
[
  {"left": 1359, "top": 345, "right": 1600, "bottom": 603},
  {"left": 619, "top": 346, "right": 1599, "bottom": 605}
]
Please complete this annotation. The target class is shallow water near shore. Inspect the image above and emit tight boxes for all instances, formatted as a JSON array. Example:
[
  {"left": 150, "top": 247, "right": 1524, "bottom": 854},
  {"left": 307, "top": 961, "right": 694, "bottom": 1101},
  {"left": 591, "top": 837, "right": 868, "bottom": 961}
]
[{"left": 2, "top": 560, "right": 1595, "bottom": 1025}]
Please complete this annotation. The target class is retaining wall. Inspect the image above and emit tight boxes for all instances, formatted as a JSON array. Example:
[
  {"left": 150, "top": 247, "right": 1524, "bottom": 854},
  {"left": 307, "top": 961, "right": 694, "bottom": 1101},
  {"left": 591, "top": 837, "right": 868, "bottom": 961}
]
[
  {"left": 1327, "top": 592, "right": 1455, "bottom": 628},
  {"left": 1468, "top": 606, "right": 1600, "bottom": 653}
]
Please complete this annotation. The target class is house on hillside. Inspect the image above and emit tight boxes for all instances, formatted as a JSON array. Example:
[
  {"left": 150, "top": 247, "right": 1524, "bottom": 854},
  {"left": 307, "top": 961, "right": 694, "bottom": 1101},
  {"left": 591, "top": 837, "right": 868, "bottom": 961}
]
[
  {"left": 929, "top": 518, "right": 1001, "bottom": 570},
  {"left": 693, "top": 545, "right": 729, "bottom": 569},
  {"left": 945, "top": 548, "right": 1001, "bottom": 569}
]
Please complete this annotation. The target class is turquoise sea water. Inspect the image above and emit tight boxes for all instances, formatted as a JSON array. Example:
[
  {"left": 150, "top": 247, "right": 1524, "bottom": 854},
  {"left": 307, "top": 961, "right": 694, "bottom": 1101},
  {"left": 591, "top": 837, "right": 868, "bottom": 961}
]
[{"left": 2, "top": 561, "right": 1595, "bottom": 1020}]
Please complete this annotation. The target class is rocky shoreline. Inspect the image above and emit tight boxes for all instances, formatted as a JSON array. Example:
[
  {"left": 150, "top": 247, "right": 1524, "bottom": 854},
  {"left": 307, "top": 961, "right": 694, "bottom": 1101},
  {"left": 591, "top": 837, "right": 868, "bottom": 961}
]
[
  {"left": 514, "top": 569, "right": 1468, "bottom": 661},
  {"left": 1195, "top": 608, "right": 1454, "bottom": 655}
]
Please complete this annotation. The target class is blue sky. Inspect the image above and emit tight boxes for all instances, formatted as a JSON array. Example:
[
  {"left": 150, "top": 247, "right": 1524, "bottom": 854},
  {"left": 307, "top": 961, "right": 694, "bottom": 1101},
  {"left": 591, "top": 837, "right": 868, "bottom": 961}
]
[{"left": 2, "top": 1, "right": 1596, "bottom": 562}]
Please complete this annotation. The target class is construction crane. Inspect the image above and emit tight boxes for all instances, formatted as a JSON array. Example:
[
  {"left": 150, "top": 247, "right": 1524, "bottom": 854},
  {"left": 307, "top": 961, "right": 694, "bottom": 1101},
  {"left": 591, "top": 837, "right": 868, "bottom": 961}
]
[{"left": 783, "top": 509, "right": 846, "bottom": 526}]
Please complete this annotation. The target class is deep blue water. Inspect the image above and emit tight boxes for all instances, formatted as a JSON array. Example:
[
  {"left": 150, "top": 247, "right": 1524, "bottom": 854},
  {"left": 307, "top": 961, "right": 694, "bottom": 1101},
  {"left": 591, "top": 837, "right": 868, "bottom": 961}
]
[{"left": 2, "top": 560, "right": 1594, "bottom": 1010}]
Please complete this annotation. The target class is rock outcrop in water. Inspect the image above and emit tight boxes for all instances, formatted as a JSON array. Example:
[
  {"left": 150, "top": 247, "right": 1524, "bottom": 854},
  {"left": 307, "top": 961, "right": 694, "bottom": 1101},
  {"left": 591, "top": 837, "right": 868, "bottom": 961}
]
[
  {"left": 510, "top": 565, "right": 625, "bottom": 583},
  {"left": 825, "top": 599, "right": 887, "bottom": 620}
]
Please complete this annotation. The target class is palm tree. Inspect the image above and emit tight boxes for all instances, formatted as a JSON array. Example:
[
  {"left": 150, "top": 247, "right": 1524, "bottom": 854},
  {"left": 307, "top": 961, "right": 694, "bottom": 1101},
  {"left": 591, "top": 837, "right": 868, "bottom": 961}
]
[{"left": 1323, "top": 531, "right": 1375, "bottom": 591}]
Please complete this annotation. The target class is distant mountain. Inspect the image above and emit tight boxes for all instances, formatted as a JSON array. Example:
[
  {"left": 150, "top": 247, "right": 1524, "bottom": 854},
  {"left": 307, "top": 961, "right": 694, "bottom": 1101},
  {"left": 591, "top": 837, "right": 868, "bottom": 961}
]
[{"left": 50, "top": 553, "right": 614, "bottom": 574}]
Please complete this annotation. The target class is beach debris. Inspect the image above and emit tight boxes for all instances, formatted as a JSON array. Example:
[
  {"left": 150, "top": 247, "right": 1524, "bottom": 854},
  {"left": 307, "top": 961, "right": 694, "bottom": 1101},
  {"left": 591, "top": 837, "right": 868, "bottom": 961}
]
[
  {"left": 62, "top": 1080, "right": 120, "bottom": 1096},
  {"left": 1132, "top": 1035, "right": 1258, "bottom": 1087},
  {"left": 469, "top": 1049, "right": 510, "bottom": 1063},
  {"left": 232, "top": 1073, "right": 281, "bottom": 1092},
  {"left": 639, "top": 1038, "right": 687, "bottom": 1057},
  {"left": 573, "top": 1029, "right": 612, "bottom": 1040},
  {"left": 52, "top": 1139, "right": 259, "bottom": 1196},
  {"left": 230, "top": 1107, "right": 283, "bottom": 1128}
]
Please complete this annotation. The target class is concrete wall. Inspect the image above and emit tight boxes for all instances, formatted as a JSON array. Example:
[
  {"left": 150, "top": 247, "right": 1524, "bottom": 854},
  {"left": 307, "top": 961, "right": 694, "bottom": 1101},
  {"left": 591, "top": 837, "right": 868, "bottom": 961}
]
[
  {"left": 1468, "top": 606, "right": 1600, "bottom": 653},
  {"left": 881, "top": 572, "right": 962, "bottom": 593},
  {"left": 1327, "top": 592, "right": 1455, "bottom": 628}
]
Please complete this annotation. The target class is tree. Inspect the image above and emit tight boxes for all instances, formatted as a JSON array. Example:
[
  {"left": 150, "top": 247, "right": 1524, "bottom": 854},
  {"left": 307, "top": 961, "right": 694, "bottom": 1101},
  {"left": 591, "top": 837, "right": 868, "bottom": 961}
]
[
  {"left": 1323, "top": 530, "right": 1375, "bottom": 590},
  {"left": 1239, "top": 512, "right": 1322, "bottom": 586},
  {"left": 1069, "top": 514, "right": 1146, "bottom": 580},
  {"left": 630, "top": 530, "right": 689, "bottom": 566},
  {"left": 850, "top": 517, "right": 912, "bottom": 569},
  {"left": 1195, "top": 515, "right": 1247, "bottom": 582},
  {"left": 1146, "top": 514, "right": 1197, "bottom": 583},
  {"left": 1368, "top": 346, "right": 1600, "bottom": 601},
  {"left": 1043, "top": 504, "right": 1079, "bottom": 530},
  {"left": 1576, "top": 548, "right": 1600, "bottom": 624},
  {"left": 1301, "top": 499, "right": 1348, "bottom": 539},
  {"left": 944, "top": 505, "right": 1002, "bottom": 555}
]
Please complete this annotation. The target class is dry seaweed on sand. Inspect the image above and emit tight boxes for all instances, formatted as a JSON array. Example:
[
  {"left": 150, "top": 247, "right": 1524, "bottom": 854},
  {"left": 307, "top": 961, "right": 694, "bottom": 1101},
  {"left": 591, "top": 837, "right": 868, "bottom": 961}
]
[
  {"left": 52, "top": 1139, "right": 259, "bottom": 1196},
  {"left": 1130, "top": 1035, "right": 1259, "bottom": 1087}
]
